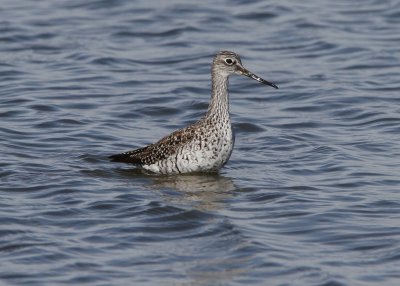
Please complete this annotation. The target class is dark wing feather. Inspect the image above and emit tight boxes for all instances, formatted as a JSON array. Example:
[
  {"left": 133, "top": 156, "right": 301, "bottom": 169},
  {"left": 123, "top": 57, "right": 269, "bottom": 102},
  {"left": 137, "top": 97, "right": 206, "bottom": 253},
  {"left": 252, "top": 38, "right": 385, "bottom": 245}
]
[
  {"left": 109, "top": 145, "right": 152, "bottom": 164},
  {"left": 109, "top": 124, "right": 199, "bottom": 165}
]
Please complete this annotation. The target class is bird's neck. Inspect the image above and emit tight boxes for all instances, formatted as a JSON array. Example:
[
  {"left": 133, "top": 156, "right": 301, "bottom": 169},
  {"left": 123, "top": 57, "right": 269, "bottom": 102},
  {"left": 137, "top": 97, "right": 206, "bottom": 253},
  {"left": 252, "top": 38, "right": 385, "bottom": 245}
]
[{"left": 206, "top": 71, "right": 230, "bottom": 119}]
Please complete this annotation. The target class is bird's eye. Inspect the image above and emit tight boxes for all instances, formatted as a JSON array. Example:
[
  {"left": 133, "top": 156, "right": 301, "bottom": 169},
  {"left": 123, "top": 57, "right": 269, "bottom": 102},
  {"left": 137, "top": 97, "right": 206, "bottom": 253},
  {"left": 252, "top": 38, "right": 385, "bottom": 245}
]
[{"left": 225, "top": 58, "right": 235, "bottom": 65}]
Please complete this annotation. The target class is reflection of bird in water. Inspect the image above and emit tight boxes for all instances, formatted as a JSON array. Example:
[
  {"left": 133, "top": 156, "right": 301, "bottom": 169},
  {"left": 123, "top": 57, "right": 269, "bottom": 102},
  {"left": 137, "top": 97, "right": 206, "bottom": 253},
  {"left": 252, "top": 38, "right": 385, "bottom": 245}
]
[{"left": 149, "top": 174, "right": 236, "bottom": 211}]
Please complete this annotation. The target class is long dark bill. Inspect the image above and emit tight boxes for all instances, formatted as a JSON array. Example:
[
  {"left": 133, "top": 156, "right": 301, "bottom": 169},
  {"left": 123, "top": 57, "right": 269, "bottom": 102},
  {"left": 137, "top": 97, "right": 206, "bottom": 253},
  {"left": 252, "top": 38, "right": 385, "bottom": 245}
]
[{"left": 240, "top": 67, "right": 278, "bottom": 89}]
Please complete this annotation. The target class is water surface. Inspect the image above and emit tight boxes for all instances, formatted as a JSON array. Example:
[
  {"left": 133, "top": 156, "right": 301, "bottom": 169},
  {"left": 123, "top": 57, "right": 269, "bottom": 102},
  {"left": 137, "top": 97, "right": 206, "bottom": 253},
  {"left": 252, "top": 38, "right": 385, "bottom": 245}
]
[{"left": 1, "top": 0, "right": 400, "bottom": 285}]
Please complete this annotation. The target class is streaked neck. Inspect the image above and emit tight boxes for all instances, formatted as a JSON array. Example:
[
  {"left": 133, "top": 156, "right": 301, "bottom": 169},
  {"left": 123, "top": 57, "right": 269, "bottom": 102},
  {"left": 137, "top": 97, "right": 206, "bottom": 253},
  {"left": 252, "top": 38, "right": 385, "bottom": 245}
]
[{"left": 206, "top": 71, "right": 230, "bottom": 118}]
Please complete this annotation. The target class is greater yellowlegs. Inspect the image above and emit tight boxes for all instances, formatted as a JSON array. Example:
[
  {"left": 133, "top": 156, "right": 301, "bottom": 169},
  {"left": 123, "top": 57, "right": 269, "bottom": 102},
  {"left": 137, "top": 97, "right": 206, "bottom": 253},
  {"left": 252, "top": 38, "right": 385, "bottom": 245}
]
[{"left": 110, "top": 51, "right": 278, "bottom": 174}]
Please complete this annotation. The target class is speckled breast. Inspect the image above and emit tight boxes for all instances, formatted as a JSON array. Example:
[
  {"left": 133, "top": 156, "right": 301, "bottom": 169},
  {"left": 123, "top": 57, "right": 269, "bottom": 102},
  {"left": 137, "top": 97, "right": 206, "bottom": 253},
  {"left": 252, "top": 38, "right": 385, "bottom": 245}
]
[{"left": 144, "top": 122, "right": 234, "bottom": 174}]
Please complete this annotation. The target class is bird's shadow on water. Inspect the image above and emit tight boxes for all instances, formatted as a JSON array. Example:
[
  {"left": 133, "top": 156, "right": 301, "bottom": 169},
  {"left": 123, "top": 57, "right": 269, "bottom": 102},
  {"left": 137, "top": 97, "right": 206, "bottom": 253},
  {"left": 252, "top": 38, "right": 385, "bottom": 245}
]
[{"left": 115, "top": 167, "right": 238, "bottom": 211}]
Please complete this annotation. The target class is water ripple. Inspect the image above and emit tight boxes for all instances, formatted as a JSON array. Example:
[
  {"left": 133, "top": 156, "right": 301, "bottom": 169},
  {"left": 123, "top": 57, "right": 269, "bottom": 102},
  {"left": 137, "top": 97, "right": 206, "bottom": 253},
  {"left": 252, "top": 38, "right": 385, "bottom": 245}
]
[{"left": 1, "top": 0, "right": 400, "bottom": 285}]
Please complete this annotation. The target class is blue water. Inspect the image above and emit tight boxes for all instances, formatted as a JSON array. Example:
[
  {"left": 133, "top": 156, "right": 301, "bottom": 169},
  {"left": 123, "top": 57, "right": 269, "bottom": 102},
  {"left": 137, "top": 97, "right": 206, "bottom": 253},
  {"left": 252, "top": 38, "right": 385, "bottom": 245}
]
[{"left": 1, "top": 0, "right": 400, "bottom": 285}]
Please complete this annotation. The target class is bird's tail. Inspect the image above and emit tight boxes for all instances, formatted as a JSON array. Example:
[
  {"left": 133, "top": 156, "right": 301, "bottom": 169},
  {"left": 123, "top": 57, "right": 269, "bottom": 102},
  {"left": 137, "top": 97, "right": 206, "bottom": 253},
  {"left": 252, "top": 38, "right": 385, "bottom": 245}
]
[{"left": 109, "top": 152, "right": 141, "bottom": 164}]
